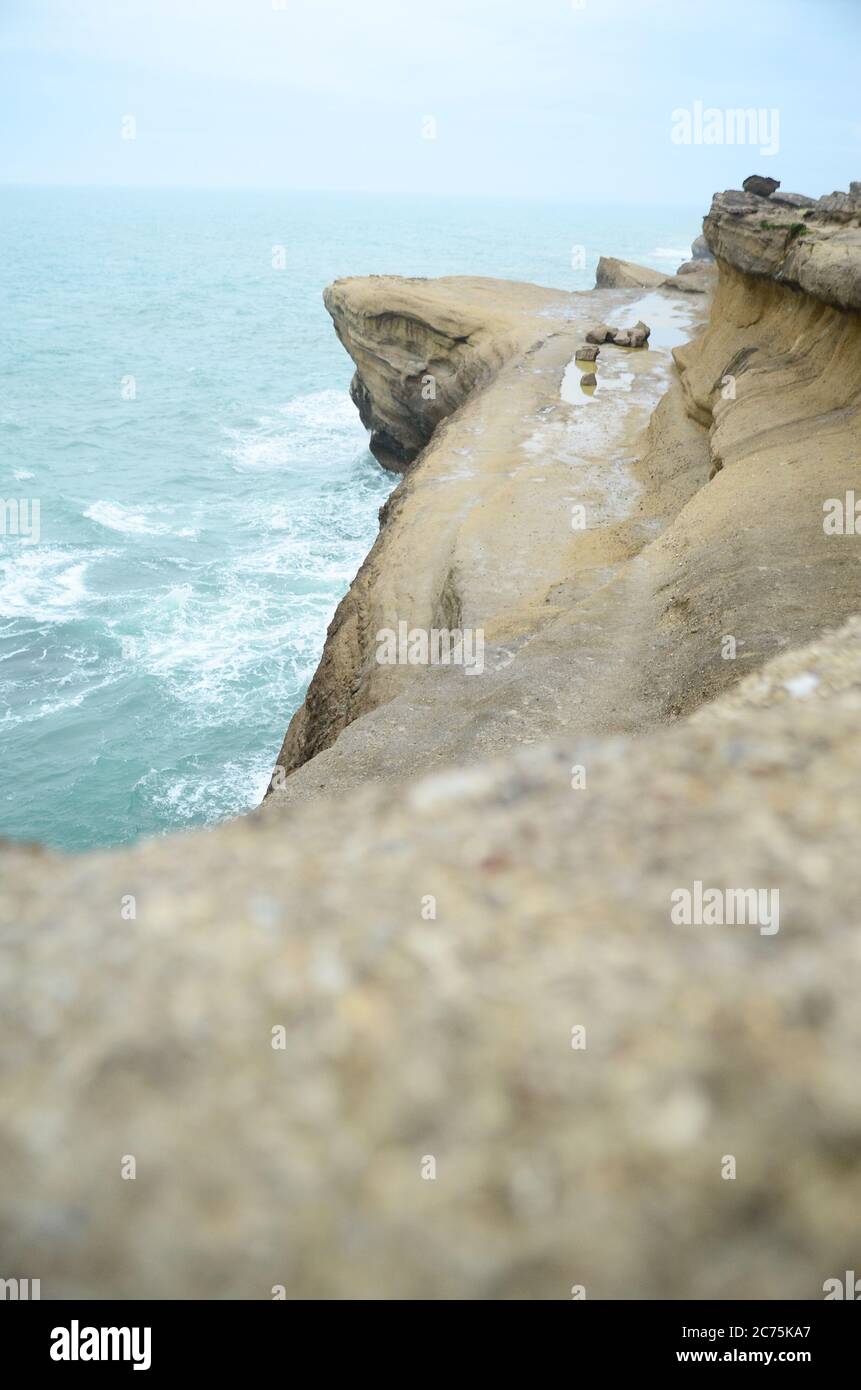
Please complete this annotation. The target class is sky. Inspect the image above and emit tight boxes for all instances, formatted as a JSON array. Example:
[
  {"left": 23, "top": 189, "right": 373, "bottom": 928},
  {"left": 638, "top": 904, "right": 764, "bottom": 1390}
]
[{"left": 1, "top": 0, "right": 859, "bottom": 202}]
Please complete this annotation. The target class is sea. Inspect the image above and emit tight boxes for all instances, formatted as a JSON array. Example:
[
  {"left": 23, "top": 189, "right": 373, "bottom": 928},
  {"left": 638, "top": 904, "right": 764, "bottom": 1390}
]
[{"left": 0, "top": 188, "right": 702, "bottom": 850}]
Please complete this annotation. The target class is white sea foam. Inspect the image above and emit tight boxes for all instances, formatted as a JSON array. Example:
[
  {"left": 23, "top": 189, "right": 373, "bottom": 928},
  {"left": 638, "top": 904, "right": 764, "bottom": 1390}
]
[
  {"left": 224, "top": 389, "right": 368, "bottom": 473},
  {"left": 0, "top": 548, "right": 105, "bottom": 623},
  {"left": 0, "top": 672, "right": 122, "bottom": 727},
  {"left": 133, "top": 756, "right": 275, "bottom": 828},
  {"left": 84, "top": 500, "right": 198, "bottom": 539}
]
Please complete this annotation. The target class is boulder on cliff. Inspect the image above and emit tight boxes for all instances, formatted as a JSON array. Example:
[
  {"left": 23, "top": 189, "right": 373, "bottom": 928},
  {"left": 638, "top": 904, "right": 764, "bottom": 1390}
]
[{"left": 742, "top": 173, "right": 781, "bottom": 197}]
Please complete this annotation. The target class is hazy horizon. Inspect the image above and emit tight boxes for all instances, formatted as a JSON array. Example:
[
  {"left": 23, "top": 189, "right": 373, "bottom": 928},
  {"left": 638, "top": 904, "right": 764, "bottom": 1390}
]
[{"left": 2, "top": 0, "right": 859, "bottom": 202}]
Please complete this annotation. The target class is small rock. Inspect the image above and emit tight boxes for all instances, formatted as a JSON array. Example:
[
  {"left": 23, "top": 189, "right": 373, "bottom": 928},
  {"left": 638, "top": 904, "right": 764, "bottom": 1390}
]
[
  {"left": 610, "top": 329, "right": 631, "bottom": 347},
  {"left": 580, "top": 371, "right": 597, "bottom": 387},
  {"left": 633, "top": 321, "right": 651, "bottom": 339},
  {"left": 743, "top": 174, "right": 781, "bottom": 198},
  {"left": 628, "top": 329, "right": 648, "bottom": 348},
  {"left": 585, "top": 324, "right": 612, "bottom": 344},
  {"left": 575, "top": 344, "right": 600, "bottom": 362}
]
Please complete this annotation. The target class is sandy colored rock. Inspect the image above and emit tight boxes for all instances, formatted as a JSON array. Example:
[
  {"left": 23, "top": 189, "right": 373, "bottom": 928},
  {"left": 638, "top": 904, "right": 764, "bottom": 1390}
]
[
  {"left": 595, "top": 255, "right": 667, "bottom": 289},
  {"left": 323, "top": 275, "right": 565, "bottom": 471},
  {"left": 269, "top": 277, "right": 711, "bottom": 792}
]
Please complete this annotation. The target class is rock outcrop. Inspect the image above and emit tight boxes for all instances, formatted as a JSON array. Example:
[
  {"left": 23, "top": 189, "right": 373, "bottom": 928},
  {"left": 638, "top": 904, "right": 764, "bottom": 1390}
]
[
  {"left": 595, "top": 255, "right": 667, "bottom": 289},
  {"left": 703, "top": 185, "right": 861, "bottom": 310},
  {"left": 596, "top": 253, "right": 716, "bottom": 294},
  {"left": 323, "top": 276, "right": 558, "bottom": 471}
]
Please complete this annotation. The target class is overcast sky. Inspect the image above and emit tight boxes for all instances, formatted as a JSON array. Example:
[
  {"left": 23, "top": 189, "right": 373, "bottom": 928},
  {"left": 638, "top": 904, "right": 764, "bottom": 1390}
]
[{"left": 1, "top": 0, "right": 858, "bottom": 201}]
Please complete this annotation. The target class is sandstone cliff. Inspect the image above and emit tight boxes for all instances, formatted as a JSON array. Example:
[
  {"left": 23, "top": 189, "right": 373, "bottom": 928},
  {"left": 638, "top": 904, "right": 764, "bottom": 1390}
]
[{"left": 269, "top": 186, "right": 861, "bottom": 807}]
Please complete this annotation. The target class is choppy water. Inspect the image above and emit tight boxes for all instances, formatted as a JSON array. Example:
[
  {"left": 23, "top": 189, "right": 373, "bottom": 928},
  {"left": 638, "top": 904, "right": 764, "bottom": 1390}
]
[{"left": 0, "top": 188, "right": 701, "bottom": 849}]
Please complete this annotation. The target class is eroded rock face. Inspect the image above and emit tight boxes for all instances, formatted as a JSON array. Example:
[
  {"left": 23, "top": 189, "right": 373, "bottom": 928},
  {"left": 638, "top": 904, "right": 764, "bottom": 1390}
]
[
  {"left": 323, "top": 276, "right": 555, "bottom": 470},
  {"left": 703, "top": 186, "right": 861, "bottom": 310}
]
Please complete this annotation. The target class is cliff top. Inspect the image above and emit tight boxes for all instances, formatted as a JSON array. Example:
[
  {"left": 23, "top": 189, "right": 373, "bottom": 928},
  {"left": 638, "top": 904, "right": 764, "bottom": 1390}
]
[{"left": 704, "top": 179, "right": 861, "bottom": 311}]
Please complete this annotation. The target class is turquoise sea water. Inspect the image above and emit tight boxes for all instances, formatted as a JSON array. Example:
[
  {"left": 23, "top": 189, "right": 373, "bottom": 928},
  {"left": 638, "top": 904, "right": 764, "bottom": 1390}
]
[{"left": 0, "top": 189, "right": 702, "bottom": 850}]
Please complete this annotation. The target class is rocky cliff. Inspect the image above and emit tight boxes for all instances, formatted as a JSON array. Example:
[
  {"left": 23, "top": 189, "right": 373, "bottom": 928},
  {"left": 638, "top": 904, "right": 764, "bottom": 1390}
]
[
  {"left": 3, "top": 184, "right": 861, "bottom": 1300},
  {"left": 269, "top": 183, "right": 861, "bottom": 808},
  {"left": 325, "top": 275, "right": 554, "bottom": 470}
]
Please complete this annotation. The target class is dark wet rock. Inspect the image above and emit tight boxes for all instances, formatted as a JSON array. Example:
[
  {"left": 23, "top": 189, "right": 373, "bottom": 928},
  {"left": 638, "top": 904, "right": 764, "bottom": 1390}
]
[{"left": 743, "top": 174, "right": 780, "bottom": 198}]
